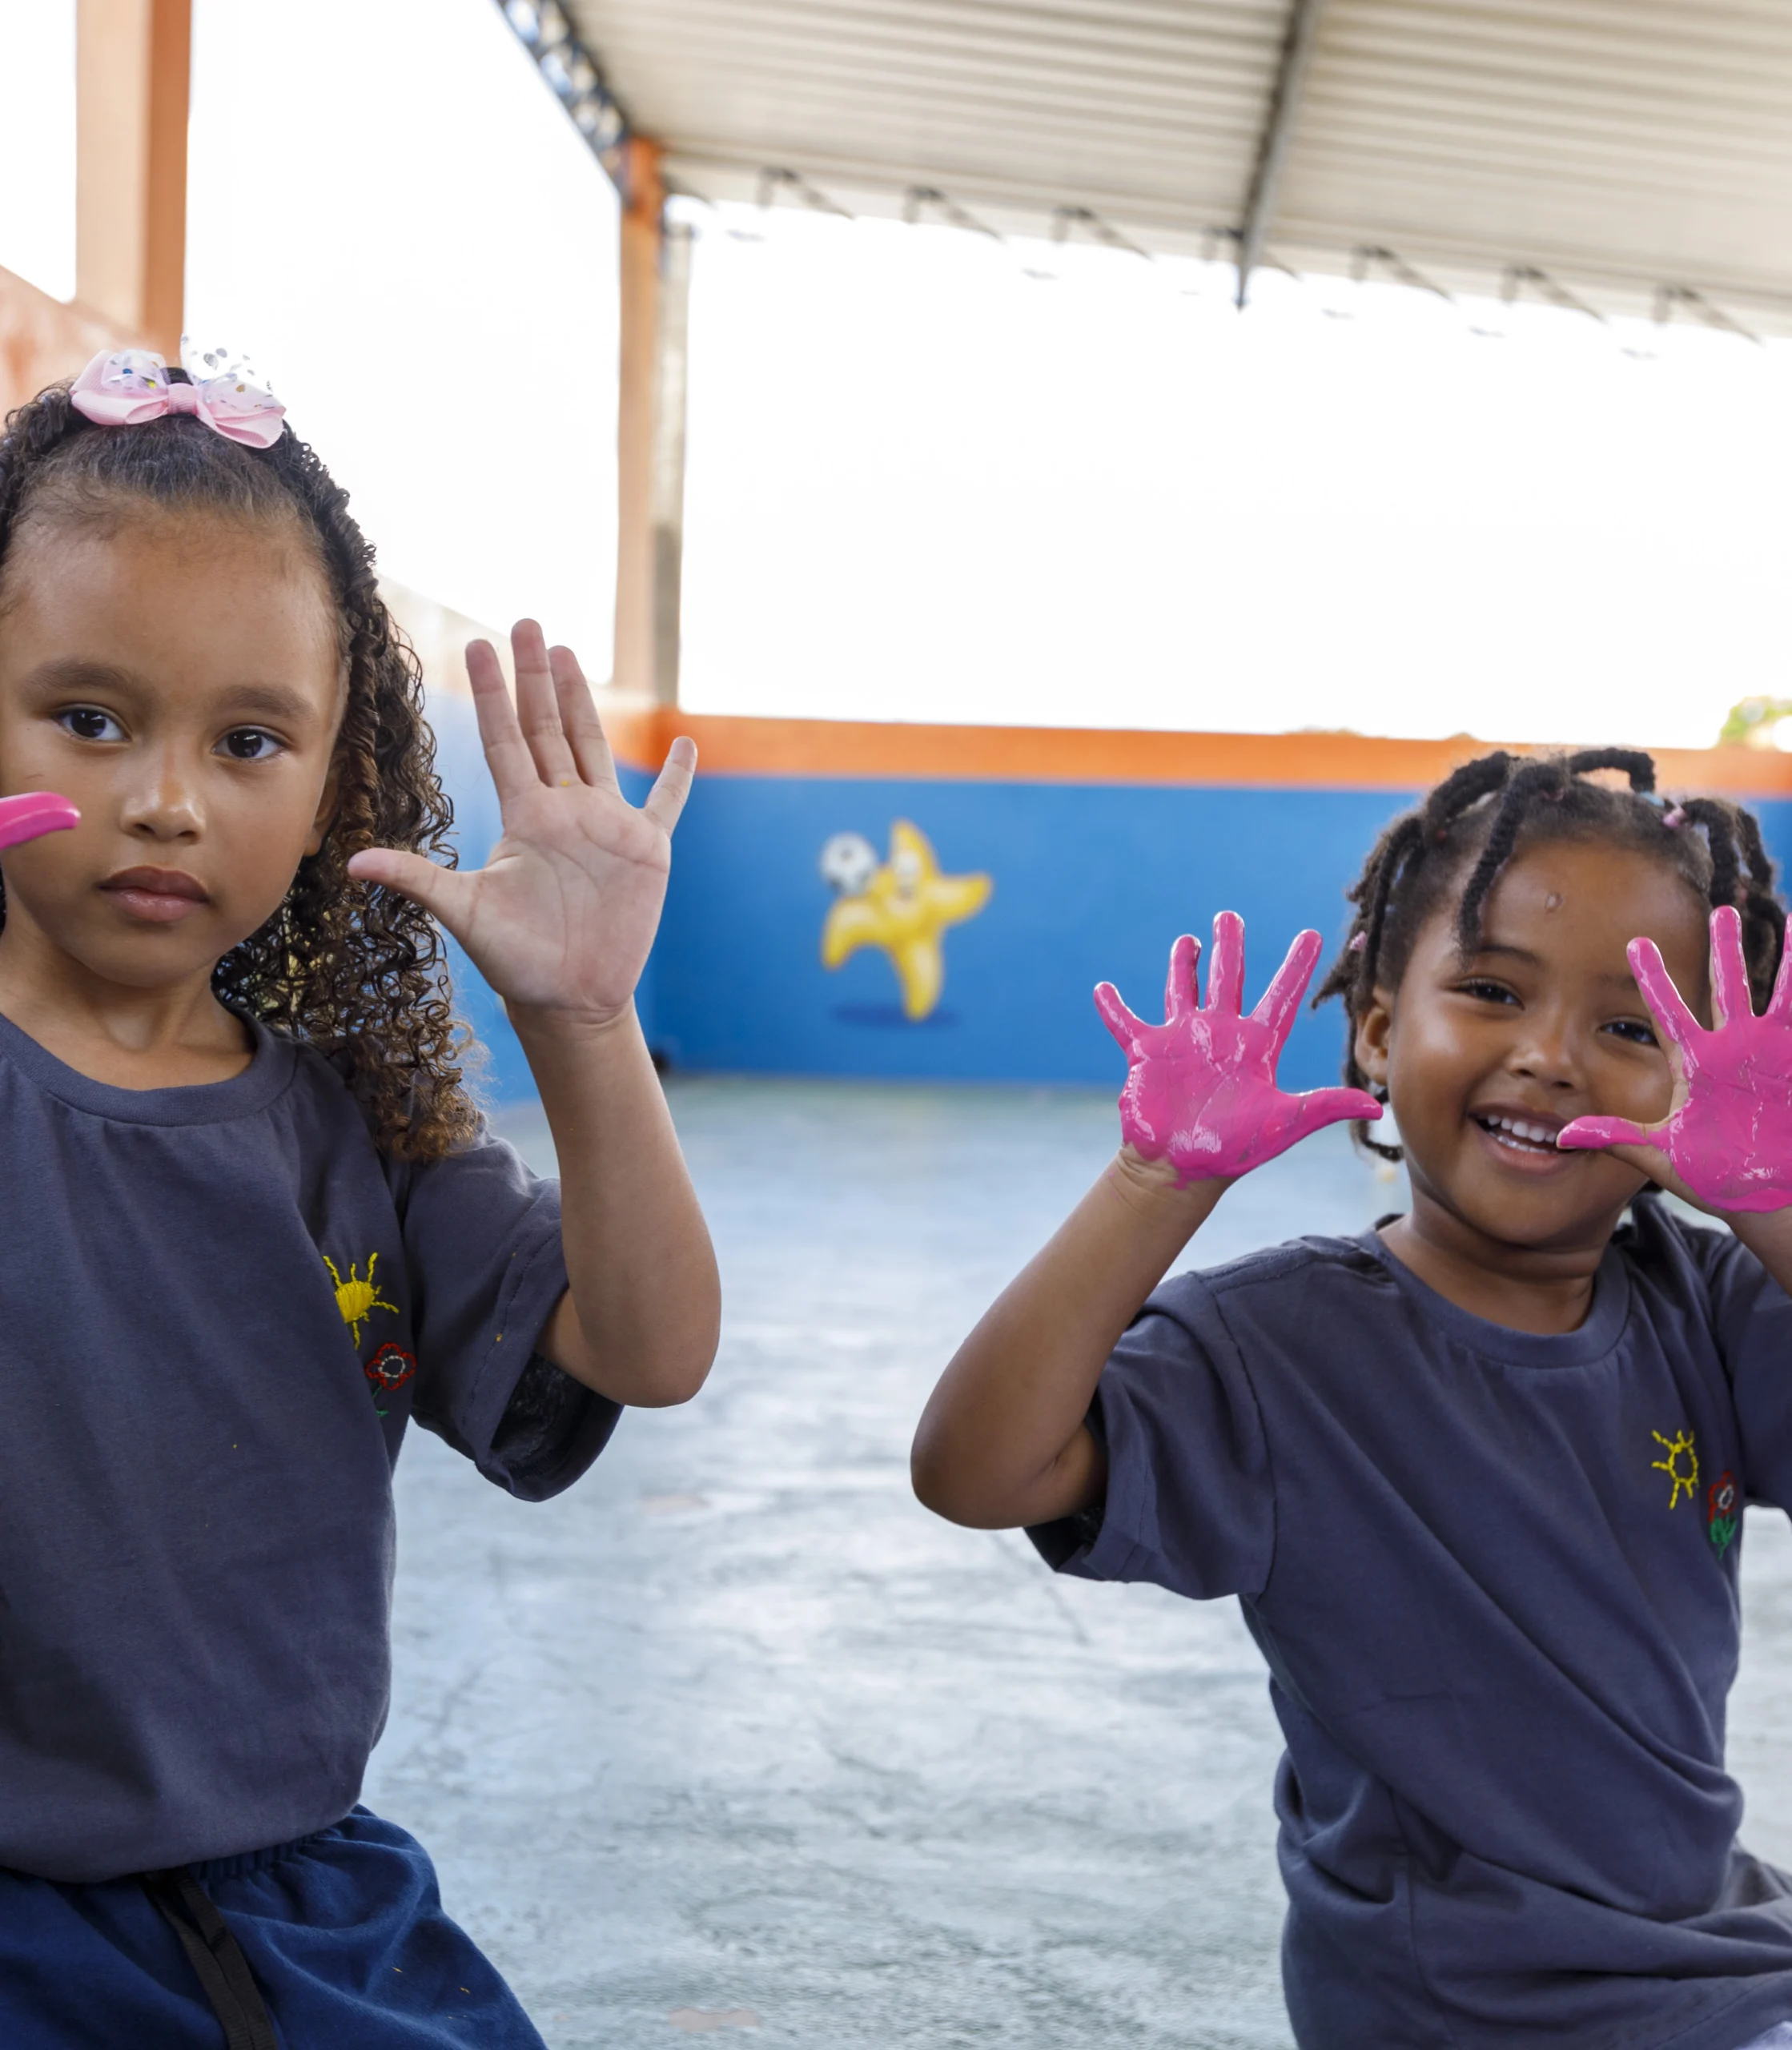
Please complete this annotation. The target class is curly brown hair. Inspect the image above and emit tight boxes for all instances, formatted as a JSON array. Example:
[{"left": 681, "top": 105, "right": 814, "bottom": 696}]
[
  {"left": 1312, "top": 746, "right": 1787, "bottom": 1164},
  {"left": 0, "top": 378, "right": 480, "bottom": 1160}
]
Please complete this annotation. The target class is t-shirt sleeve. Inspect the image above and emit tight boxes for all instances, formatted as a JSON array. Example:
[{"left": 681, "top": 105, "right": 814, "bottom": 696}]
[
  {"left": 1690, "top": 1217, "right": 1792, "bottom": 1516},
  {"left": 1027, "top": 1276, "right": 1276, "bottom": 1601},
  {"left": 388, "top": 1125, "right": 620, "bottom": 1501}
]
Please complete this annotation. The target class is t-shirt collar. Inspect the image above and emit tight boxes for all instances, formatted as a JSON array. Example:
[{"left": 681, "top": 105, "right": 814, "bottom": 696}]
[
  {"left": 1360, "top": 1220, "right": 1631, "bottom": 1368},
  {"left": 0, "top": 1006, "right": 297, "bottom": 1126}
]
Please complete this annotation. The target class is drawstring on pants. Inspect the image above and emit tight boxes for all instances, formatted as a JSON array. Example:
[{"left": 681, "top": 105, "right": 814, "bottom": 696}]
[{"left": 140, "top": 1868, "right": 279, "bottom": 2050}]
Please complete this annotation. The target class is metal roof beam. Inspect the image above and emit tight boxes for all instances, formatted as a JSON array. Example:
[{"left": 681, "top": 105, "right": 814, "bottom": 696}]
[
  {"left": 1235, "top": 0, "right": 1330, "bottom": 308},
  {"left": 495, "top": 0, "right": 633, "bottom": 195}
]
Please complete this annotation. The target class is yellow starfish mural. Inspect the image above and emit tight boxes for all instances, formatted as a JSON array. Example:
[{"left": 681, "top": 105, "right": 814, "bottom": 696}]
[{"left": 820, "top": 820, "right": 992, "bottom": 1021}]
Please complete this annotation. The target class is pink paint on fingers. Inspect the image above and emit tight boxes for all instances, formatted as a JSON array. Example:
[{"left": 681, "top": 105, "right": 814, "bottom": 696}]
[
  {"left": 0, "top": 793, "right": 78, "bottom": 853},
  {"left": 1093, "top": 980, "right": 1146, "bottom": 1054},
  {"left": 1569, "top": 906, "right": 1792, "bottom": 1212},
  {"left": 1163, "top": 931, "right": 1201, "bottom": 1021},
  {"left": 1708, "top": 903, "right": 1754, "bottom": 1029},
  {"left": 1097, "top": 914, "right": 1381, "bottom": 1187},
  {"left": 1250, "top": 927, "right": 1324, "bottom": 1049},
  {"left": 1625, "top": 936, "right": 1698, "bottom": 1049},
  {"left": 1556, "top": 1115, "right": 1648, "bottom": 1152}
]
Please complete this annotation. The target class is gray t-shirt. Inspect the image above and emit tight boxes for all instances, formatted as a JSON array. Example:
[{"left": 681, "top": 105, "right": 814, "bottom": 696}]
[
  {"left": 0, "top": 1011, "right": 617, "bottom": 1882},
  {"left": 1031, "top": 1199, "right": 1792, "bottom": 2050}
]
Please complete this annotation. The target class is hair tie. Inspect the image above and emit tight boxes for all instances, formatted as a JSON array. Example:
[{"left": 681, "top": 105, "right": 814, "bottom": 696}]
[
  {"left": 1348, "top": 931, "right": 1368, "bottom": 952},
  {"left": 68, "top": 340, "right": 283, "bottom": 449},
  {"left": 1661, "top": 805, "right": 1686, "bottom": 830}
]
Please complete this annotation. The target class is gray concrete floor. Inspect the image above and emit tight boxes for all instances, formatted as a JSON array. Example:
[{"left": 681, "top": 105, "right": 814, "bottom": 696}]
[{"left": 362, "top": 1079, "right": 1792, "bottom": 2050}]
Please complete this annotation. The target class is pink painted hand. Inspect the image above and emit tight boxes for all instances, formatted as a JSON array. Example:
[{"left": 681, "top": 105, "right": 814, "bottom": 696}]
[
  {"left": 0, "top": 793, "right": 78, "bottom": 852},
  {"left": 1095, "top": 912, "right": 1382, "bottom": 1185},
  {"left": 1557, "top": 905, "right": 1792, "bottom": 1212}
]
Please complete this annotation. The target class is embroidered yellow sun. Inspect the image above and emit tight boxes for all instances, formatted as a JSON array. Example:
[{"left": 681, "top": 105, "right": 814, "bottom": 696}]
[
  {"left": 1650, "top": 1428, "right": 1699, "bottom": 1509},
  {"left": 324, "top": 1252, "right": 398, "bottom": 1348}
]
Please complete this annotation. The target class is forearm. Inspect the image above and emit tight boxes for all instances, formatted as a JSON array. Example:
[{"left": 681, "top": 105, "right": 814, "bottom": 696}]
[
  {"left": 512, "top": 1002, "right": 720, "bottom": 1405},
  {"left": 912, "top": 1152, "right": 1222, "bottom": 1529}
]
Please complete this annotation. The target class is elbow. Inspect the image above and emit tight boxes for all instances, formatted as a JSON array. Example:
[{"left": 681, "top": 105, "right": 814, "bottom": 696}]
[
  {"left": 910, "top": 1437, "right": 950, "bottom": 1520},
  {"left": 910, "top": 1425, "right": 996, "bottom": 1529},
  {"left": 563, "top": 1304, "right": 720, "bottom": 1409},
  {"left": 626, "top": 1319, "right": 720, "bottom": 1408}
]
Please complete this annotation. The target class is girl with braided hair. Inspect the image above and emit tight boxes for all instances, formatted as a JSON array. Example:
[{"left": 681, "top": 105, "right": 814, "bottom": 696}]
[
  {"left": 917, "top": 746, "right": 1792, "bottom": 2050},
  {"left": 0, "top": 349, "right": 718, "bottom": 2048}
]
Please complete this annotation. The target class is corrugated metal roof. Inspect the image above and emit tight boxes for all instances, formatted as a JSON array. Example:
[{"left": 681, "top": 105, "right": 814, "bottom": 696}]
[{"left": 563, "top": 0, "right": 1792, "bottom": 328}]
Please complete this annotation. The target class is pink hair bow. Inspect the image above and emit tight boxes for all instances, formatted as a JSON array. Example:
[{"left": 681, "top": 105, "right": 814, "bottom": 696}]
[{"left": 69, "top": 344, "right": 284, "bottom": 449}]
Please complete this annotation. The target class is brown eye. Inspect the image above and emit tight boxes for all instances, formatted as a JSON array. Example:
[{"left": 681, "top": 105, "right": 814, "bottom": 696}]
[
  {"left": 221, "top": 728, "right": 279, "bottom": 762},
  {"left": 60, "top": 706, "right": 120, "bottom": 742}
]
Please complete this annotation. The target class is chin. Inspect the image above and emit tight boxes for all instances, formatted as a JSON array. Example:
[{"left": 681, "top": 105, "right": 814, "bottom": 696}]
[{"left": 58, "top": 930, "right": 226, "bottom": 991}]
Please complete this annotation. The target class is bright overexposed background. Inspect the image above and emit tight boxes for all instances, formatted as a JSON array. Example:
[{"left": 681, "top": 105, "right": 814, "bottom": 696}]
[
  {"left": 184, "top": 0, "right": 621, "bottom": 661},
  {"left": 676, "top": 205, "right": 1792, "bottom": 749},
  {"left": 0, "top": 0, "right": 620, "bottom": 663},
  {"left": 0, "top": 0, "right": 75, "bottom": 301},
  {"left": 4, "top": 0, "right": 1791, "bottom": 746}
]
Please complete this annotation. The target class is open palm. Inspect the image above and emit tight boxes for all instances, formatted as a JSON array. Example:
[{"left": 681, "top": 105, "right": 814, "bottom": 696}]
[
  {"left": 348, "top": 621, "right": 693, "bottom": 1023},
  {"left": 1558, "top": 904, "right": 1792, "bottom": 1213},
  {"left": 1095, "top": 913, "right": 1381, "bottom": 1185}
]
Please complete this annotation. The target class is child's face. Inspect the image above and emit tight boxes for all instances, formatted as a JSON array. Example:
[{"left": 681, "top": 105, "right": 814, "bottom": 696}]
[
  {"left": 0, "top": 508, "right": 344, "bottom": 995},
  {"left": 1355, "top": 838, "right": 1712, "bottom": 1253}
]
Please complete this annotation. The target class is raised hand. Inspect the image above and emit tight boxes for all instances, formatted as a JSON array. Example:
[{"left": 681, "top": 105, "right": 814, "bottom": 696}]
[
  {"left": 346, "top": 621, "right": 693, "bottom": 1026},
  {"left": 1095, "top": 912, "right": 1381, "bottom": 1185},
  {"left": 0, "top": 793, "right": 78, "bottom": 851},
  {"left": 1557, "top": 905, "right": 1792, "bottom": 1212}
]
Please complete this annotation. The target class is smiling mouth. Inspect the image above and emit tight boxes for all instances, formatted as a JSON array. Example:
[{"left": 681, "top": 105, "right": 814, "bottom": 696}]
[{"left": 1474, "top": 1112, "right": 1565, "bottom": 1156}]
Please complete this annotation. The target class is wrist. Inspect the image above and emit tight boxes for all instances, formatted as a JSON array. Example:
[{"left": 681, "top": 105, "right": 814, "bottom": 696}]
[
  {"left": 1724, "top": 1204, "right": 1792, "bottom": 1270},
  {"left": 1105, "top": 1145, "right": 1228, "bottom": 1230},
  {"left": 505, "top": 996, "right": 639, "bottom": 1052}
]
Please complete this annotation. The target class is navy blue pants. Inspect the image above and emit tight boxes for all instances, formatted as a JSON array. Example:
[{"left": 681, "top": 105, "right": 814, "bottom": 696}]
[{"left": 0, "top": 1807, "right": 547, "bottom": 2049}]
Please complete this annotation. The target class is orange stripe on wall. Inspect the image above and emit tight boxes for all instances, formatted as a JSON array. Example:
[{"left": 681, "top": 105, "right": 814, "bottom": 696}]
[{"left": 599, "top": 705, "right": 1792, "bottom": 798}]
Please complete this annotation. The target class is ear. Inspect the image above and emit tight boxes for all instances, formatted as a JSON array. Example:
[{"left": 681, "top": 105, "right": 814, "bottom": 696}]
[
  {"left": 1353, "top": 986, "right": 1396, "bottom": 1087},
  {"left": 304, "top": 751, "right": 344, "bottom": 858}
]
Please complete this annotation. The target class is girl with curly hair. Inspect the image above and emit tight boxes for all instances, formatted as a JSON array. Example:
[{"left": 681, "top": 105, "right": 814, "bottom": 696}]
[{"left": 0, "top": 348, "right": 719, "bottom": 2049}]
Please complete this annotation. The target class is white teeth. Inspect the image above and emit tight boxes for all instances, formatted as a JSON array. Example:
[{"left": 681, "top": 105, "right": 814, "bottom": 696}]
[{"left": 1481, "top": 1114, "right": 1560, "bottom": 1148}]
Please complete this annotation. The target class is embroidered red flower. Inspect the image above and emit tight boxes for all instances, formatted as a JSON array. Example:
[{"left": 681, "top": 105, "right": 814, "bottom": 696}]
[
  {"left": 1707, "top": 1470, "right": 1739, "bottom": 1558},
  {"left": 364, "top": 1343, "right": 416, "bottom": 1396}
]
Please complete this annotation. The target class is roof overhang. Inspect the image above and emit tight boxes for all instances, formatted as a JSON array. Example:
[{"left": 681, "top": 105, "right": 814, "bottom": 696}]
[{"left": 512, "top": 0, "right": 1792, "bottom": 334}]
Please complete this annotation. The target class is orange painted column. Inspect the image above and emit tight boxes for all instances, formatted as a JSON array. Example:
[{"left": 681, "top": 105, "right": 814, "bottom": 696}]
[
  {"left": 613, "top": 136, "right": 666, "bottom": 697},
  {"left": 75, "top": 0, "right": 190, "bottom": 356},
  {"left": 142, "top": 0, "right": 191, "bottom": 357}
]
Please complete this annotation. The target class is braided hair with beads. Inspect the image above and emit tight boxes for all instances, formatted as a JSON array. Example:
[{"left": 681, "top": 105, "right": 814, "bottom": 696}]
[
  {"left": 0, "top": 375, "right": 480, "bottom": 1162},
  {"left": 1311, "top": 748, "right": 1787, "bottom": 1164}
]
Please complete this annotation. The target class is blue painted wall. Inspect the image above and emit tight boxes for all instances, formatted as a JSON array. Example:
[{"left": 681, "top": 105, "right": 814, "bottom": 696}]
[
  {"left": 427, "top": 697, "right": 1792, "bottom": 1102},
  {"left": 655, "top": 775, "right": 1415, "bottom": 1094}
]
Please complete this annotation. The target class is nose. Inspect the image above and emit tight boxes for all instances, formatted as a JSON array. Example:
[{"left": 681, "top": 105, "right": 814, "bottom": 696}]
[
  {"left": 118, "top": 747, "right": 203, "bottom": 842},
  {"left": 1509, "top": 1005, "right": 1584, "bottom": 1091}
]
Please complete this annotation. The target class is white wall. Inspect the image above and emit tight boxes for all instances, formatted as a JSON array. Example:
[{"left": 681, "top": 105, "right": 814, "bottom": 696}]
[
  {"left": 186, "top": 0, "right": 620, "bottom": 669},
  {"left": 0, "top": 0, "right": 76, "bottom": 300},
  {"left": 677, "top": 205, "right": 1792, "bottom": 750}
]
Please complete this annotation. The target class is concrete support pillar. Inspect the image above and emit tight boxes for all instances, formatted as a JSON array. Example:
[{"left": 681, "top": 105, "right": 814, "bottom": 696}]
[
  {"left": 613, "top": 139, "right": 690, "bottom": 707},
  {"left": 613, "top": 139, "right": 665, "bottom": 697},
  {"left": 649, "top": 220, "right": 693, "bottom": 709},
  {"left": 75, "top": 0, "right": 189, "bottom": 354}
]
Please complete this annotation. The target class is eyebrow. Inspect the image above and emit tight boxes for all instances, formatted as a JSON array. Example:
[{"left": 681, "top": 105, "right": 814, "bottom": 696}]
[
  {"left": 212, "top": 683, "right": 319, "bottom": 726},
  {"left": 1469, "top": 941, "right": 1655, "bottom": 989},
  {"left": 17, "top": 657, "right": 142, "bottom": 697},
  {"left": 18, "top": 658, "right": 321, "bottom": 727}
]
